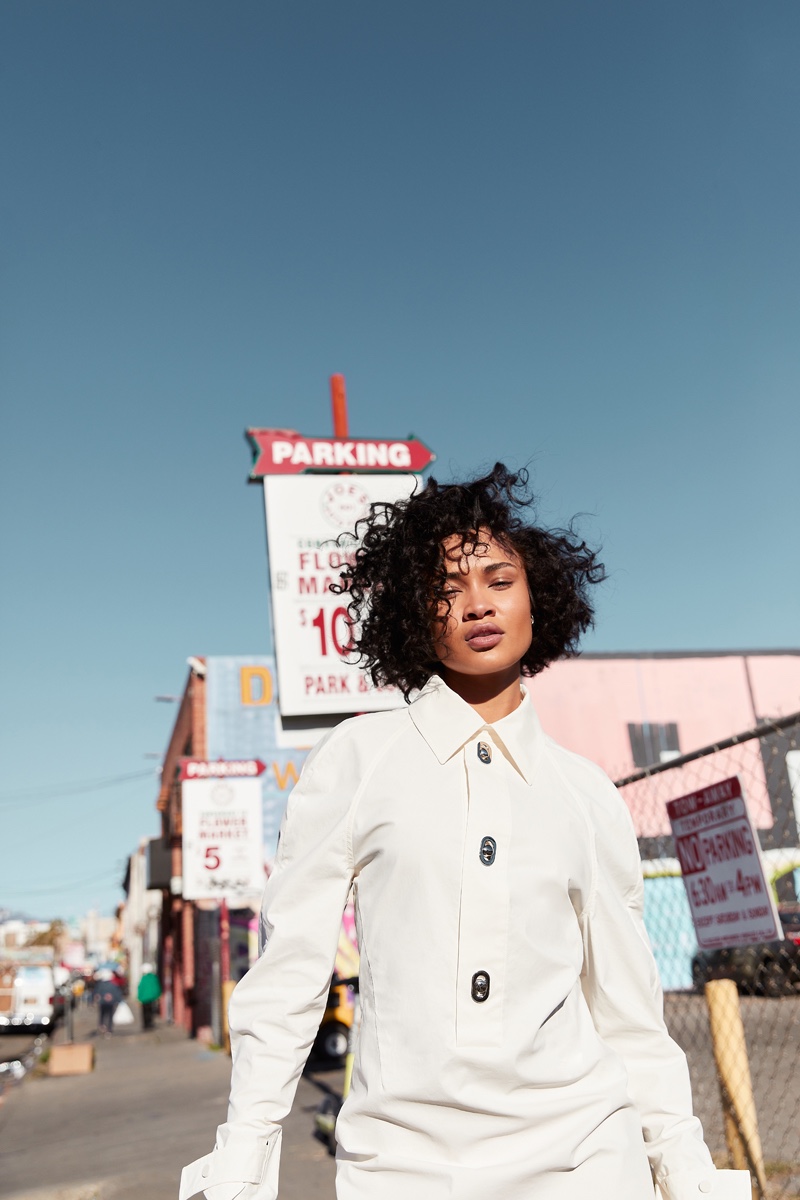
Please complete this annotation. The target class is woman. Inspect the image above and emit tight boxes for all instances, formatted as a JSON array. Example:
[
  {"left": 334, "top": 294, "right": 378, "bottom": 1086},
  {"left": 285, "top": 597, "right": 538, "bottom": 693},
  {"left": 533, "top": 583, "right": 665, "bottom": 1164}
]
[
  {"left": 182, "top": 466, "right": 749, "bottom": 1200},
  {"left": 94, "top": 970, "right": 121, "bottom": 1036},
  {"left": 137, "top": 963, "right": 162, "bottom": 1030}
]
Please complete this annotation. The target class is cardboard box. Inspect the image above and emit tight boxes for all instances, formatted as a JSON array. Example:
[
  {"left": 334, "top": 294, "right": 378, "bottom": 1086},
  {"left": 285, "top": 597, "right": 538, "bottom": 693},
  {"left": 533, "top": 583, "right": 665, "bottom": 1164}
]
[{"left": 48, "top": 1042, "right": 95, "bottom": 1076}]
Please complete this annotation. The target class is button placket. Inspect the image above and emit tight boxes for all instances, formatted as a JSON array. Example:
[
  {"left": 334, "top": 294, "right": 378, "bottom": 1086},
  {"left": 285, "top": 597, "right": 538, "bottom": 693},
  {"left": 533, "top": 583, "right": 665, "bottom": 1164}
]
[
  {"left": 455, "top": 733, "right": 510, "bottom": 1047},
  {"left": 478, "top": 744, "right": 498, "bottom": 866}
]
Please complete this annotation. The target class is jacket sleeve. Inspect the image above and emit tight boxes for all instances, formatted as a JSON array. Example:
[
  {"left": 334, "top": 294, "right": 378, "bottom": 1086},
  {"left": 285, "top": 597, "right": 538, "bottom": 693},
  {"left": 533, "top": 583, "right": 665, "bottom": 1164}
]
[
  {"left": 180, "top": 728, "right": 356, "bottom": 1200},
  {"left": 579, "top": 771, "right": 751, "bottom": 1200}
]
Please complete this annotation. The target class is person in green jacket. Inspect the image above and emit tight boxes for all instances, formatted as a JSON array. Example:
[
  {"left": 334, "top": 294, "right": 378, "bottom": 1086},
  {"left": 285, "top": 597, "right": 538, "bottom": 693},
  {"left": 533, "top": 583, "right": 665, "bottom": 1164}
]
[{"left": 137, "top": 963, "right": 162, "bottom": 1030}]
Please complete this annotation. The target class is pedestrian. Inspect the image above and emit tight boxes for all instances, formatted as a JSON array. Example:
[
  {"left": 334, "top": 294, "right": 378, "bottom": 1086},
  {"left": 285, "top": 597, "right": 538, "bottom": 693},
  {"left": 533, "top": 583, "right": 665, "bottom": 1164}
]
[
  {"left": 94, "top": 970, "right": 121, "bottom": 1036},
  {"left": 137, "top": 963, "right": 162, "bottom": 1030},
  {"left": 182, "top": 465, "right": 750, "bottom": 1200}
]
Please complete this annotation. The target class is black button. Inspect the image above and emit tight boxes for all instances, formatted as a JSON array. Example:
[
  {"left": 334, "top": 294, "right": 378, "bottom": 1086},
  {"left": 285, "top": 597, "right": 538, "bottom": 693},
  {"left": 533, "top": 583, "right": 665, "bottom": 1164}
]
[
  {"left": 477, "top": 741, "right": 492, "bottom": 764},
  {"left": 471, "top": 971, "right": 490, "bottom": 1002},
  {"left": 479, "top": 836, "right": 496, "bottom": 866}
]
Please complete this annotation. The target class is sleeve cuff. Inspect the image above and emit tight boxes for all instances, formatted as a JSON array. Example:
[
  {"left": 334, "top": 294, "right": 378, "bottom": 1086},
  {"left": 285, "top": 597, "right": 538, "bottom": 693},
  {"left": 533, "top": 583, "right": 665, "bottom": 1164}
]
[
  {"left": 179, "top": 1129, "right": 282, "bottom": 1200},
  {"left": 655, "top": 1168, "right": 752, "bottom": 1200}
]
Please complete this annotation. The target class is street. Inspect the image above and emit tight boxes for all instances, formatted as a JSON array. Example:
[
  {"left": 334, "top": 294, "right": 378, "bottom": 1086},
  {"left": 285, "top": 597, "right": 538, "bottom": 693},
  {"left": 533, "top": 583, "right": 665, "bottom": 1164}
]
[{"left": 0, "top": 1003, "right": 338, "bottom": 1200}]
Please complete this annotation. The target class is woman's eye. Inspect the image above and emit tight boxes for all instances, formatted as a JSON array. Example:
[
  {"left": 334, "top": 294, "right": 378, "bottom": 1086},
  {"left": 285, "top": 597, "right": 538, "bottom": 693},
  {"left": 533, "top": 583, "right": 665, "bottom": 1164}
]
[{"left": 491, "top": 579, "right": 512, "bottom": 589}]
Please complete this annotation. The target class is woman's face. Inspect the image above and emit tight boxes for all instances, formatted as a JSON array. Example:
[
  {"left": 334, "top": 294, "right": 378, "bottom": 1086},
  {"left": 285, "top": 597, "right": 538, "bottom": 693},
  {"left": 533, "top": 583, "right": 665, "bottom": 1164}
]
[{"left": 432, "top": 531, "right": 533, "bottom": 681}]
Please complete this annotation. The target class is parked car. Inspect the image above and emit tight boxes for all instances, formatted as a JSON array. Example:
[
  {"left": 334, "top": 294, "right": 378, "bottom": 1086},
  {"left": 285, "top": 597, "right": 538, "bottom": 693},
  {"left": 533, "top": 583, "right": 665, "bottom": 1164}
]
[
  {"left": 312, "top": 978, "right": 354, "bottom": 1065},
  {"left": 0, "top": 963, "right": 58, "bottom": 1031},
  {"left": 691, "top": 905, "right": 800, "bottom": 997}
]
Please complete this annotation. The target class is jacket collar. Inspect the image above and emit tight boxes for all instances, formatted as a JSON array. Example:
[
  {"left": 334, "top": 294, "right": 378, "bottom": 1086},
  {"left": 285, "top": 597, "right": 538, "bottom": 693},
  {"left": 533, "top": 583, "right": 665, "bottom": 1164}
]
[{"left": 408, "top": 674, "right": 542, "bottom": 784}]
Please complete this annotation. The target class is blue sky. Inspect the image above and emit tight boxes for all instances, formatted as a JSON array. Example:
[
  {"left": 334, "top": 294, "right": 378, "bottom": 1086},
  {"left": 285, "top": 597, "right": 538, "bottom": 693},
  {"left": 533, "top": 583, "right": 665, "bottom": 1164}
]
[{"left": 2, "top": 1, "right": 798, "bottom": 919}]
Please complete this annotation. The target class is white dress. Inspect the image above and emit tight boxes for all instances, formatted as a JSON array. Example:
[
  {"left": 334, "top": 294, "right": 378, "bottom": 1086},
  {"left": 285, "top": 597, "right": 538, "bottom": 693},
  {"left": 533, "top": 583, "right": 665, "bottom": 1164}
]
[{"left": 181, "top": 676, "right": 750, "bottom": 1200}]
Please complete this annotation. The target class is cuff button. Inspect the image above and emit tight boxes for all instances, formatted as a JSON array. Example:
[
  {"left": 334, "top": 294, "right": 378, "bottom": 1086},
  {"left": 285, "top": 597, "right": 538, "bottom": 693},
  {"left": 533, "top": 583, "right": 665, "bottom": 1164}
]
[
  {"left": 201, "top": 1165, "right": 210, "bottom": 1178},
  {"left": 698, "top": 1181, "right": 712, "bottom": 1194}
]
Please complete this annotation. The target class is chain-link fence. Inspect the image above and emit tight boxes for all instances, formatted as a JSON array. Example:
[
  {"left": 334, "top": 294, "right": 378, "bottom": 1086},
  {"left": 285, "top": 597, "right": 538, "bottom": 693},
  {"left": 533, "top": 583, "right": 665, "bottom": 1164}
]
[{"left": 615, "top": 713, "right": 800, "bottom": 1198}]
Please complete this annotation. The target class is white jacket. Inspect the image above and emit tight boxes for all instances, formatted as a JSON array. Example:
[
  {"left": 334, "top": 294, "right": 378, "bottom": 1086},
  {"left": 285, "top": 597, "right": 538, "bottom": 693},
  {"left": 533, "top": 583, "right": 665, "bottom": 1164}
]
[{"left": 182, "top": 676, "right": 750, "bottom": 1200}]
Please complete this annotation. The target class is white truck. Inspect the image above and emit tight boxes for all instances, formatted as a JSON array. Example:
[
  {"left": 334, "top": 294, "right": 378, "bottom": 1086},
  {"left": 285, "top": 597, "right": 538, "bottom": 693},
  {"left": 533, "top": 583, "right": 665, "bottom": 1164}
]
[{"left": 0, "top": 959, "right": 58, "bottom": 1032}]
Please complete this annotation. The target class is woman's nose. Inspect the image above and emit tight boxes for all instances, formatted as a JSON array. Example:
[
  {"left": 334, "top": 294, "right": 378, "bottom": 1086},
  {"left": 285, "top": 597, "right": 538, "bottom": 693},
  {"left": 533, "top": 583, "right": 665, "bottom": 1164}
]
[{"left": 465, "top": 595, "right": 495, "bottom": 619}]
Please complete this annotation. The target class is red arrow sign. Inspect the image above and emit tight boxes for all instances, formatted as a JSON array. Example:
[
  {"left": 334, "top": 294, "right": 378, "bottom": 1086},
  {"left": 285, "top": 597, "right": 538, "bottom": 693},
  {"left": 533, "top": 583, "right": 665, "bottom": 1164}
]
[
  {"left": 179, "top": 759, "right": 266, "bottom": 781},
  {"left": 246, "top": 429, "right": 436, "bottom": 478}
]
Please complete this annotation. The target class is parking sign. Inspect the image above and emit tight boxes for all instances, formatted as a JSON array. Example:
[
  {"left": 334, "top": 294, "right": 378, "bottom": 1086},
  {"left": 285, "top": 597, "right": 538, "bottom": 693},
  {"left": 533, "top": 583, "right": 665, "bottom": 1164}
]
[{"left": 667, "top": 776, "right": 782, "bottom": 950}]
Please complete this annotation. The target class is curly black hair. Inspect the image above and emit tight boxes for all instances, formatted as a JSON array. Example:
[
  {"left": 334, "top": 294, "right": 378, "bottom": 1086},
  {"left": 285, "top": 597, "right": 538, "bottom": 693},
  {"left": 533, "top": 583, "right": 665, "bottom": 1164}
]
[{"left": 331, "top": 463, "right": 606, "bottom": 699}]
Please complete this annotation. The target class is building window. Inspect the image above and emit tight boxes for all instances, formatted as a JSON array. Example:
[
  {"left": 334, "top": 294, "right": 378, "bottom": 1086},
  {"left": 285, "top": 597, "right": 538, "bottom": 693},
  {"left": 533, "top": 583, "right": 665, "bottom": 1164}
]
[{"left": 628, "top": 722, "right": 681, "bottom": 769}]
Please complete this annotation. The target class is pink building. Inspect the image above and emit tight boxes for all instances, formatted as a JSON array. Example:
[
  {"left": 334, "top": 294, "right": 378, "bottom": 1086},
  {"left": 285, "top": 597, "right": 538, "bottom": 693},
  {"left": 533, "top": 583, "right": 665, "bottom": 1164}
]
[
  {"left": 527, "top": 650, "right": 800, "bottom": 781},
  {"left": 527, "top": 649, "right": 800, "bottom": 892}
]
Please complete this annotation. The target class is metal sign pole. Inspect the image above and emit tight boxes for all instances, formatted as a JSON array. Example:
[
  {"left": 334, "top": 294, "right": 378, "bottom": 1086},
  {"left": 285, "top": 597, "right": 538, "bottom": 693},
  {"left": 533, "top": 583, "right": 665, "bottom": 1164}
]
[{"left": 330, "top": 373, "right": 349, "bottom": 438}]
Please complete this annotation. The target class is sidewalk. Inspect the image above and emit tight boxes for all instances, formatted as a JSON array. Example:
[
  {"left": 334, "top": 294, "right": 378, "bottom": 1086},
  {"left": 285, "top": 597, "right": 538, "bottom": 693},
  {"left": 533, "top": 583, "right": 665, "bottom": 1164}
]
[{"left": 0, "top": 1002, "right": 338, "bottom": 1200}]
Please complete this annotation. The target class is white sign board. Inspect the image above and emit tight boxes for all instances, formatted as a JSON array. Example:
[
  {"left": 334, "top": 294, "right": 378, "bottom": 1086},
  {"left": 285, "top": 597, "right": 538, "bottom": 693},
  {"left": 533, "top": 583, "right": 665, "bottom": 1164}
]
[
  {"left": 263, "top": 474, "right": 418, "bottom": 716},
  {"left": 667, "top": 776, "right": 782, "bottom": 950},
  {"left": 182, "top": 777, "right": 265, "bottom": 901}
]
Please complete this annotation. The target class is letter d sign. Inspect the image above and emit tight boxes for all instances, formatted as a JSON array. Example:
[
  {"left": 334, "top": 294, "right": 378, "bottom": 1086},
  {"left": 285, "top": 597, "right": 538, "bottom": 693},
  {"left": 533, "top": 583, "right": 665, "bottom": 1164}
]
[{"left": 240, "top": 666, "right": 273, "bottom": 706}]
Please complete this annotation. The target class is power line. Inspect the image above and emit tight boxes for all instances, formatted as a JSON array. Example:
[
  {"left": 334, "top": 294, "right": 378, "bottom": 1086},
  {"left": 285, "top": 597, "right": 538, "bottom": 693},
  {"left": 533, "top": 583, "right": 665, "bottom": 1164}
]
[
  {"left": 0, "top": 770, "right": 156, "bottom": 810},
  {"left": 0, "top": 768, "right": 155, "bottom": 799},
  {"left": 29, "top": 795, "right": 145, "bottom": 844},
  {"left": 0, "top": 867, "right": 123, "bottom": 897}
]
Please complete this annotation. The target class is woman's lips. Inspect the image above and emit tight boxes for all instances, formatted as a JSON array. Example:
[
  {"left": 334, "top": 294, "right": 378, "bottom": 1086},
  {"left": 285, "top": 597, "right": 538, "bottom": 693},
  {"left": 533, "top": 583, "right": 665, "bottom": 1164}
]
[{"left": 465, "top": 624, "right": 504, "bottom": 650}]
